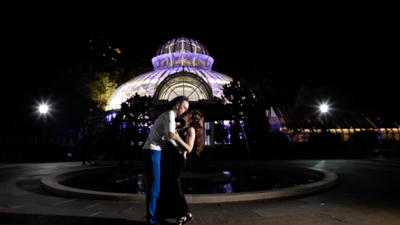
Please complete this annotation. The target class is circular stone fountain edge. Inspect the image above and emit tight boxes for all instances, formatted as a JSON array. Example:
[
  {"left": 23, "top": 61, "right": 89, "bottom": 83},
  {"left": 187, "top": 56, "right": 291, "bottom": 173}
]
[{"left": 41, "top": 164, "right": 338, "bottom": 203}]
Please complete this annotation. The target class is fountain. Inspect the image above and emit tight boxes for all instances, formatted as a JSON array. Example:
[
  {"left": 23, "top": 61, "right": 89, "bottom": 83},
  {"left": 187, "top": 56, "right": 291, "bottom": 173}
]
[
  {"left": 41, "top": 117, "right": 338, "bottom": 203},
  {"left": 41, "top": 161, "right": 337, "bottom": 203}
]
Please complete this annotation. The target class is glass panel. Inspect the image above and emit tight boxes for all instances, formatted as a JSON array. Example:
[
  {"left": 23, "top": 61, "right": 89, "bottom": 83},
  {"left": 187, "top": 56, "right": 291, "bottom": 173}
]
[
  {"left": 393, "top": 128, "right": 400, "bottom": 140},
  {"left": 381, "top": 129, "right": 387, "bottom": 139},
  {"left": 108, "top": 61, "right": 233, "bottom": 110},
  {"left": 342, "top": 129, "right": 349, "bottom": 141},
  {"left": 158, "top": 75, "right": 209, "bottom": 101},
  {"left": 168, "top": 92, "right": 178, "bottom": 101},
  {"left": 162, "top": 58, "right": 167, "bottom": 67},
  {"left": 204, "top": 122, "right": 210, "bottom": 145}
]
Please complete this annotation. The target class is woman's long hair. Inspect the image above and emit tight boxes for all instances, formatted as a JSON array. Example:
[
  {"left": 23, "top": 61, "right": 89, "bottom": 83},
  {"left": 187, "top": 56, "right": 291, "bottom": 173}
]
[{"left": 186, "top": 110, "right": 204, "bottom": 155}]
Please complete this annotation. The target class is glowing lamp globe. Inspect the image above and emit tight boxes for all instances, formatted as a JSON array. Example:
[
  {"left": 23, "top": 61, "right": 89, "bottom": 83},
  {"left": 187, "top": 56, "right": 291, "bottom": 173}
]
[
  {"left": 320, "top": 104, "right": 328, "bottom": 113},
  {"left": 39, "top": 105, "right": 49, "bottom": 113}
]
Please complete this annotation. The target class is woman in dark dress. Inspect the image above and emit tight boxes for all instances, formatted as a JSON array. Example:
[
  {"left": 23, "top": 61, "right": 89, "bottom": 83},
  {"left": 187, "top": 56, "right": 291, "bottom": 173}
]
[{"left": 156, "top": 110, "right": 204, "bottom": 225}]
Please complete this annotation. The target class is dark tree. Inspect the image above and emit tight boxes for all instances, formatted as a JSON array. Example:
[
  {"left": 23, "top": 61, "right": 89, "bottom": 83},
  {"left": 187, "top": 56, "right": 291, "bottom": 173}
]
[
  {"left": 239, "top": 75, "right": 285, "bottom": 108},
  {"left": 53, "top": 59, "right": 152, "bottom": 111},
  {"left": 109, "top": 93, "right": 153, "bottom": 149},
  {"left": 285, "top": 81, "right": 374, "bottom": 131},
  {"left": 41, "top": 58, "right": 153, "bottom": 139},
  {"left": 218, "top": 79, "right": 270, "bottom": 146},
  {"left": 82, "top": 107, "right": 108, "bottom": 135},
  {"left": 283, "top": 85, "right": 343, "bottom": 131},
  {"left": 214, "top": 120, "right": 230, "bottom": 145},
  {"left": 284, "top": 85, "right": 316, "bottom": 130},
  {"left": 76, "top": 107, "right": 114, "bottom": 160}
]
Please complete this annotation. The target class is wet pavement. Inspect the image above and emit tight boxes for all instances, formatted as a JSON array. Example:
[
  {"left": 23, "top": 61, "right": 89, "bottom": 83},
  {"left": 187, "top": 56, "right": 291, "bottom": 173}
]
[{"left": 1, "top": 159, "right": 400, "bottom": 224}]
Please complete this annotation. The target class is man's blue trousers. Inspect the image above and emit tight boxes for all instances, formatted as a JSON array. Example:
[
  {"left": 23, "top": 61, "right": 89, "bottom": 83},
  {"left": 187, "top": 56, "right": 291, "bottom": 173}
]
[{"left": 143, "top": 149, "right": 161, "bottom": 224}]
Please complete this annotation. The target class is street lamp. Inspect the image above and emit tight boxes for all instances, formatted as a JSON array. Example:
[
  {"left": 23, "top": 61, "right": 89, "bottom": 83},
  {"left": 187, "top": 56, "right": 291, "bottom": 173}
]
[
  {"left": 39, "top": 104, "right": 49, "bottom": 114},
  {"left": 320, "top": 104, "right": 329, "bottom": 133},
  {"left": 320, "top": 104, "right": 328, "bottom": 113}
]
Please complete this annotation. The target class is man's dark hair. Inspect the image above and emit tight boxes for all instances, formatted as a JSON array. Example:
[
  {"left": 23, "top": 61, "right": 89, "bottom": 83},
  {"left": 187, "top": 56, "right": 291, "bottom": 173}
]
[{"left": 167, "top": 96, "right": 189, "bottom": 110}]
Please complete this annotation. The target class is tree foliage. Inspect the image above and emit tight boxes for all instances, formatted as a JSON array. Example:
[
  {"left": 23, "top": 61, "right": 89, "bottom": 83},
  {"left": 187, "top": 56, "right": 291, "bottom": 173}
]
[
  {"left": 61, "top": 61, "right": 151, "bottom": 110},
  {"left": 214, "top": 120, "right": 230, "bottom": 145},
  {"left": 46, "top": 60, "right": 152, "bottom": 140},
  {"left": 218, "top": 79, "right": 270, "bottom": 145},
  {"left": 109, "top": 93, "right": 154, "bottom": 147},
  {"left": 239, "top": 75, "right": 284, "bottom": 108},
  {"left": 284, "top": 85, "right": 315, "bottom": 130},
  {"left": 81, "top": 107, "right": 108, "bottom": 135},
  {"left": 78, "top": 72, "right": 117, "bottom": 110},
  {"left": 283, "top": 85, "right": 337, "bottom": 130}
]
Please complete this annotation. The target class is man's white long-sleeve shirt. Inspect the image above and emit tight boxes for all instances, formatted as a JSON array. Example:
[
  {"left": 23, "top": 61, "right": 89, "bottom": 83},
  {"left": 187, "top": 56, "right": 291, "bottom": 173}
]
[{"left": 143, "top": 110, "right": 185, "bottom": 152}]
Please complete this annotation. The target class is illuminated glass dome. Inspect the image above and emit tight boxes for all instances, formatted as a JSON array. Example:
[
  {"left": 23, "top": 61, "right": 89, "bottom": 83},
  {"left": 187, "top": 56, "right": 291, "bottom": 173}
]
[
  {"left": 106, "top": 37, "right": 232, "bottom": 111},
  {"left": 156, "top": 37, "right": 209, "bottom": 55}
]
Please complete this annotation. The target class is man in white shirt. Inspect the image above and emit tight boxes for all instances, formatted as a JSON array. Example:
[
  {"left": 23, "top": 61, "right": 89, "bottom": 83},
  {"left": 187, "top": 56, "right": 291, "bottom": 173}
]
[{"left": 142, "top": 96, "right": 189, "bottom": 225}]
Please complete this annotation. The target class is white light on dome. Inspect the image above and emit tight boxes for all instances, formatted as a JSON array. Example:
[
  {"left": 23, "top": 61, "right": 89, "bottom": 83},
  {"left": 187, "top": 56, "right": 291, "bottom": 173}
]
[{"left": 39, "top": 105, "right": 48, "bottom": 113}]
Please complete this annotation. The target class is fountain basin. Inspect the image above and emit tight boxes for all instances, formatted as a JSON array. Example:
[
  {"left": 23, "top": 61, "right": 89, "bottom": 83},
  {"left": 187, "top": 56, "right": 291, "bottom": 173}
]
[{"left": 41, "top": 163, "right": 338, "bottom": 203}]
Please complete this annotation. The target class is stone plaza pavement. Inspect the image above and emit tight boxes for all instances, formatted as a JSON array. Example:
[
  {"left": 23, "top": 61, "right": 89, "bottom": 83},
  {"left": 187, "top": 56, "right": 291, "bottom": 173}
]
[{"left": 1, "top": 158, "right": 400, "bottom": 224}]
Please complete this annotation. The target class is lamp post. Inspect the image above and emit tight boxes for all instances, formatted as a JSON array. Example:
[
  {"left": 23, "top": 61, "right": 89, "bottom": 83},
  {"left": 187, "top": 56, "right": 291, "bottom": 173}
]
[{"left": 38, "top": 104, "right": 50, "bottom": 144}]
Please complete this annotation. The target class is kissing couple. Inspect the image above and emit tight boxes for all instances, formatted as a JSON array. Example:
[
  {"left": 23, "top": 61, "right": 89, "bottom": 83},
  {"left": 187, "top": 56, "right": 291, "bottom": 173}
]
[{"left": 142, "top": 96, "right": 204, "bottom": 225}]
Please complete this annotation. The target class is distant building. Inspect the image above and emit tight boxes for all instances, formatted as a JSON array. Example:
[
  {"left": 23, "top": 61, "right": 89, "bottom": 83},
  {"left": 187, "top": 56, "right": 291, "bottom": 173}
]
[
  {"left": 88, "top": 35, "right": 120, "bottom": 61},
  {"left": 267, "top": 107, "right": 400, "bottom": 142}
]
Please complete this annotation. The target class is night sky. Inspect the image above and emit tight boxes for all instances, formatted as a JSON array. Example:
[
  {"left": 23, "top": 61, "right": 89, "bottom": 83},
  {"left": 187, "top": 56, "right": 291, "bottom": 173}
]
[{"left": 4, "top": 4, "right": 399, "bottom": 138}]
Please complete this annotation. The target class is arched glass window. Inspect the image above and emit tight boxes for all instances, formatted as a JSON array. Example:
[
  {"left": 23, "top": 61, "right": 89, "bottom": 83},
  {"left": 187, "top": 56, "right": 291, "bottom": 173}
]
[{"left": 157, "top": 75, "right": 211, "bottom": 101}]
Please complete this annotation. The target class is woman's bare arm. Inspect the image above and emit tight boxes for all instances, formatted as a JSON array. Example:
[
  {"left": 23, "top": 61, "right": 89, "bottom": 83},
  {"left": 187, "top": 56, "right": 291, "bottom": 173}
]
[{"left": 169, "top": 127, "right": 195, "bottom": 153}]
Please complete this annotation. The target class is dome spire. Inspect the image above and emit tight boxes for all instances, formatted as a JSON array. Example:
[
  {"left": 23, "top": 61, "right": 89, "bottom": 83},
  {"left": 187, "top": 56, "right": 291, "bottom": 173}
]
[{"left": 156, "top": 37, "right": 209, "bottom": 56}]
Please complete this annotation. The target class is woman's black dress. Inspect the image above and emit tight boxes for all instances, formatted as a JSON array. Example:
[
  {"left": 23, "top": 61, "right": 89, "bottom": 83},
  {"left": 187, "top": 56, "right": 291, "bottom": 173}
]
[{"left": 156, "top": 127, "right": 190, "bottom": 219}]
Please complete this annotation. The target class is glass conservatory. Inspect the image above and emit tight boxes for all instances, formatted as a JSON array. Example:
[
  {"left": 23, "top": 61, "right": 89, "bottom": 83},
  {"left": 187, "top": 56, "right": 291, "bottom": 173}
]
[
  {"left": 106, "top": 37, "right": 232, "bottom": 111},
  {"left": 106, "top": 37, "right": 234, "bottom": 147}
]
